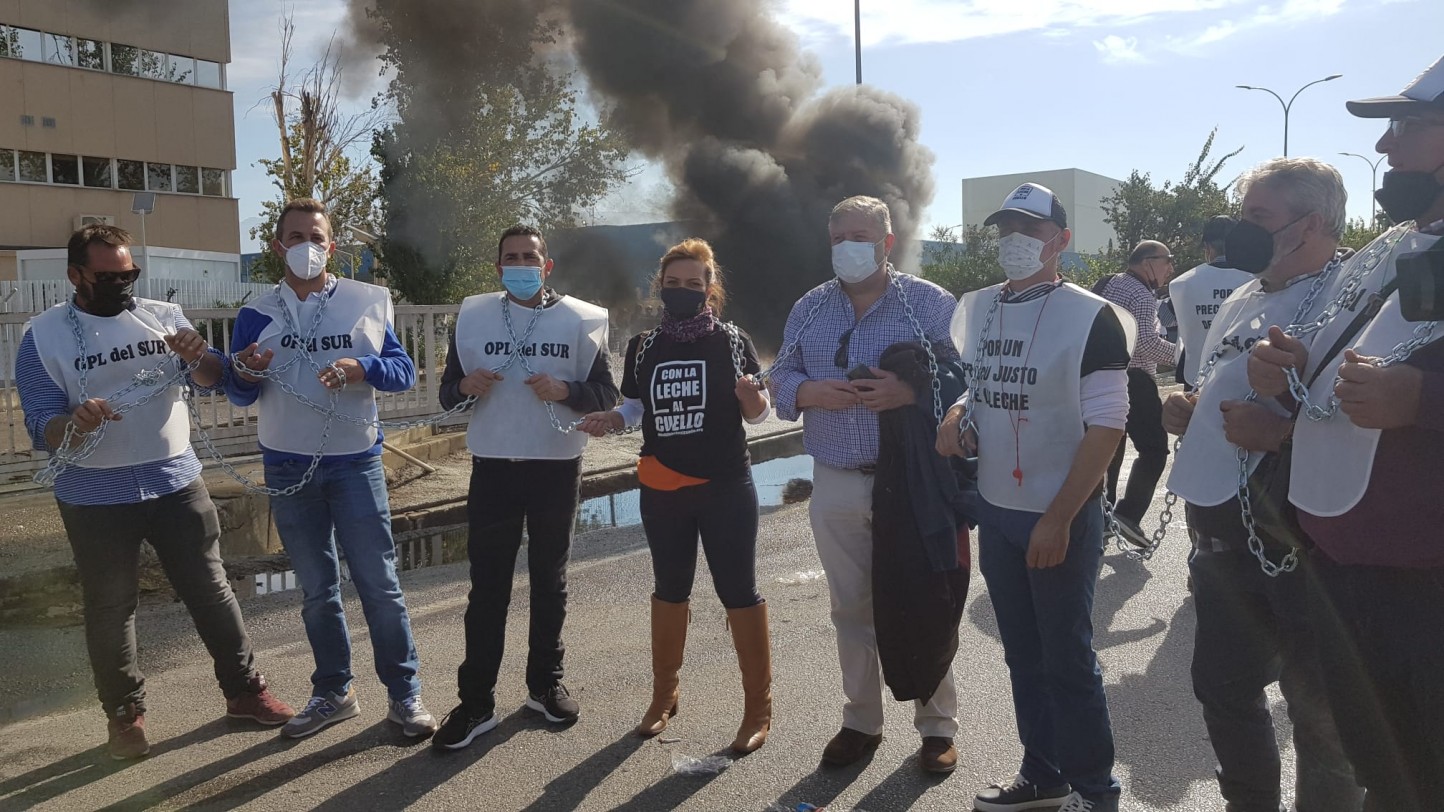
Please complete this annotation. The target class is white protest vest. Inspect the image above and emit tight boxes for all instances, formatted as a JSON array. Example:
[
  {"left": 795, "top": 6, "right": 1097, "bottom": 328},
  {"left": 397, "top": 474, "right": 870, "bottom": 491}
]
[
  {"left": 1291, "top": 228, "right": 1442, "bottom": 517},
  {"left": 30, "top": 298, "right": 192, "bottom": 468},
  {"left": 455, "top": 292, "right": 609, "bottom": 460},
  {"left": 248, "top": 278, "right": 393, "bottom": 455},
  {"left": 1168, "top": 274, "right": 1323, "bottom": 506},
  {"left": 1169, "top": 263, "right": 1253, "bottom": 385},
  {"left": 953, "top": 283, "right": 1132, "bottom": 513}
]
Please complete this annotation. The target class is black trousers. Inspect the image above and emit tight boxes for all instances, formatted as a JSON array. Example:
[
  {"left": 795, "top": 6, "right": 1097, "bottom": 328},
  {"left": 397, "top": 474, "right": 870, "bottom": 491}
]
[
  {"left": 640, "top": 475, "right": 762, "bottom": 610},
  {"left": 1106, "top": 368, "right": 1170, "bottom": 523},
  {"left": 459, "top": 456, "right": 581, "bottom": 708},
  {"left": 1187, "top": 527, "right": 1360, "bottom": 812},
  {"left": 1311, "top": 553, "right": 1444, "bottom": 812},
  {"left": 56, "top": 478, "right": 257, "bottom": 714}
]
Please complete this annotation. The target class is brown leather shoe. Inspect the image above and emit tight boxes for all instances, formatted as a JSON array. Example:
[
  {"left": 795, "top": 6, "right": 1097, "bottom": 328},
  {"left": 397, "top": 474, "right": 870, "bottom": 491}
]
[
  {"left": 821, "top": 727, "right": 883, "bottom": 766},
  {"left": 919, "top": 736, "right": 958, "bottom": 773}
]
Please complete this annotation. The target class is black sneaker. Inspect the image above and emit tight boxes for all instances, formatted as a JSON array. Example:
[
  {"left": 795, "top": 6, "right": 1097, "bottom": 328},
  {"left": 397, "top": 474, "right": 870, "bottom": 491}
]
[
  {"left": 525, "top": 682, "right": 579, "bottom": 724},
  {"left": 1113, "top": 516, "right": 1151, "bottom": 549},
  {"left": 431, "top": 703, "right": 497, "bottom": 751},
  {"left": 975, "top": 774, "right": 1073, "bottom": 811}
]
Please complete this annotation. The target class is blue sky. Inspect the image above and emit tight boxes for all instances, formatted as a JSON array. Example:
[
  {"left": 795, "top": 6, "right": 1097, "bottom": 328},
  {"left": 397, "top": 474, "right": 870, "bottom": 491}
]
[{"left": 227, "top": 0, "right": 1443, "bottom": 252}]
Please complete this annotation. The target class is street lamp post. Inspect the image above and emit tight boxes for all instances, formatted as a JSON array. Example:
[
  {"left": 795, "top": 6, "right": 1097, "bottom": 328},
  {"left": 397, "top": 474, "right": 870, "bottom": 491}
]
[
  {"left": 1236, "top": 74, "right": 1343, "bottom": 156},
  {"left": 1340, "top": 151, "right": 1387, "bottom": 225},
  {"left": 854, "top": 0, "right": 862, "bottom": 85}
]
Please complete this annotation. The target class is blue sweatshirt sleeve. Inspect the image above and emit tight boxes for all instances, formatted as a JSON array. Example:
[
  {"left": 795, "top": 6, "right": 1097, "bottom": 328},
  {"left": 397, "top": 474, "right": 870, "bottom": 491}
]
[
  {"left": 15, "top": 330, "right": 70, "bottom": 452},
  {"left": 357, "top": 323, "right": 417, "bottom": 393},
  {"left": 224, "top": 308, "right": 269, "bottom": 407}
]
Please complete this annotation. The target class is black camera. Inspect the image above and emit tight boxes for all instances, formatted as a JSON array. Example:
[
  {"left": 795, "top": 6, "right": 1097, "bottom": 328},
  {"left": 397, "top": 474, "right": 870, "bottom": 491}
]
[{"left": 1397, "top": 244, "right": 1444, "bottom": 323}]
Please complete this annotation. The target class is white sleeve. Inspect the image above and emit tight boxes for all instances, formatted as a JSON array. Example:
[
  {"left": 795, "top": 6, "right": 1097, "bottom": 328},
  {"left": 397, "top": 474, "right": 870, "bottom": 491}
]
[
  {"left": 1080, "top": 369, "right": 1129, "bottom": 430},
  {"left": 744, "top": 399, "right": 772, "bottom": 424},
  {"left": 617, "top": 397, "right": 645, "bottom": 428}
]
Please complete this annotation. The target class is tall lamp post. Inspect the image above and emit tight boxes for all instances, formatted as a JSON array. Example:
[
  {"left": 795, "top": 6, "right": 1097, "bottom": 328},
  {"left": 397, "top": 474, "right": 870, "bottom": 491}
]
[
  {"left": 1236, "top": 74, "right": 1343, "bottom": 156},
  {"left": 854, "top": 0, "right": 862, "bottom": 85},
  {"left": 1339, "top": 151, "right": 1386, "bottom": 225}
]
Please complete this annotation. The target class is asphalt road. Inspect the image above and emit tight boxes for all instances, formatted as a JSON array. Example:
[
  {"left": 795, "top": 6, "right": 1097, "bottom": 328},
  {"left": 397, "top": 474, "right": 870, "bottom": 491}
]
[{"left": 0, "top": 481, "right": 1289, "bottom": 812}]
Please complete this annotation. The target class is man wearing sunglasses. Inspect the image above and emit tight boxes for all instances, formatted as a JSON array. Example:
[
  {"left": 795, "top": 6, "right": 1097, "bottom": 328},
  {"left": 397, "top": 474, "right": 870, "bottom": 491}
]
[
  {"left": 1096, "top": 242, "right": 1178, "bottom": 548},
  {"left": 15, "top": 224, "right": 294, "bottom": 759},
  {"left": 1247, "top": 53, "right": 1444, "bottom": 811}
]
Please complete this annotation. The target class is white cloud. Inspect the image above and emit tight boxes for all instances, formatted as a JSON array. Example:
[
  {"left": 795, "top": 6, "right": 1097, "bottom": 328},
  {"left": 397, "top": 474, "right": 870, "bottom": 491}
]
[
  {"left": 1093, "top": 34, "right": 1147, "bottom": 64},
  {"left": 1163, "top": 0, "right": 1349, "bottom": 54}
]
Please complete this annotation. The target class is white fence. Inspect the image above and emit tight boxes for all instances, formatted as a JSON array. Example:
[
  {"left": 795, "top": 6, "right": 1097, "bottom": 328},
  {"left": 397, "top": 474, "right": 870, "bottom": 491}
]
[
  {"left": 0, "top": 304, "right": 460, "bottom": 486},
  {"left": 0, "top": 278, "right": 276, "bottom": 314}
]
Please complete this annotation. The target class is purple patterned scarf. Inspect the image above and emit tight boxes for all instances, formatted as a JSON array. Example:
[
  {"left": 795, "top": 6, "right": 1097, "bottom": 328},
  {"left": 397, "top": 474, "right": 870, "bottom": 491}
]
[{"left": 657, "top": 307, "right": 718, "bottom": 343}]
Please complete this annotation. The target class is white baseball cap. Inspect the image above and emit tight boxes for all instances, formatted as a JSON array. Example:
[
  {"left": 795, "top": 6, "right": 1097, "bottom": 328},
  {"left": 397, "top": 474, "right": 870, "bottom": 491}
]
[
  {"left": 1347, "top": 54, "right": 1444, "bottom": 118},
  {"left": 983, "top": 183, "right": 1069, "bottom": 229}
]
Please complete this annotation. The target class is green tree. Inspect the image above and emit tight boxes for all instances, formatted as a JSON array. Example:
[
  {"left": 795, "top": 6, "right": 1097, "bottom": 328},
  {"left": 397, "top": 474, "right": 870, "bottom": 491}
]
[
  {"left": 1100, "top": 129, "right": 1243, "bottom": 273},
  {"left": 369, "top": 1, "right": 634, "bottom": 304},
  {"left": 1341, "top": 215, "right": 1388, "bottom": 251},
  {"left": 920, "top": 224, "right": 1004, "bottom": 296},
  {"left": 247, "top": 17, "right": 382, "bottom": 283}
]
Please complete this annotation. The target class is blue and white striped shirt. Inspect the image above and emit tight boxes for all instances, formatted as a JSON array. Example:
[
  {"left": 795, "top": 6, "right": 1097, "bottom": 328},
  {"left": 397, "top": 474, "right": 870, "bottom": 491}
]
[
  {"left": 16, "top": 307, "right": 226, "bottom": 506},
  {"left": 770, "top": 271, "right": 958, "bottom": 469}
]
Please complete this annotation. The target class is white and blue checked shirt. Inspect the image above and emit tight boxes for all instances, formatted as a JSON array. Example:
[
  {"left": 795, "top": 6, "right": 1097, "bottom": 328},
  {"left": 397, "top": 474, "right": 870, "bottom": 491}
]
[{"left": 770, "top": 270, "right": 958, "bottom": 470}]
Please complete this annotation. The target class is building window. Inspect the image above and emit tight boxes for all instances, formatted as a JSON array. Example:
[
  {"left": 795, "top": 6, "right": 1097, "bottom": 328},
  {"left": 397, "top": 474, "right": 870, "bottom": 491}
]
[
  {"left": 195, "top": 59, "right": 222, "bottom": 89},
  {"left": 146, "top": 162, "right": 172, "bottom": 192},
  {"left": 0, "top": 148, "right": 14, "bottom": 182},
  {"left": 175, "top": 165, "right": 199, "bottom": 194},
  {"left": 7, "top": 26, "right": 42, "bottom": 61},
  {"left": 168, "top": 55, "right": 195, "bottom": 84},
  {"left": 140, "top": 50, "right": 170, "bottom": 81},
  {"left": 117, "top": 159, "right": 144, "bottom": 191},
  {"left": 42, "top": 33, "right": 73, "bottom": 66},
  {"left": 50, "top": 154, "right": 79, "bottom": 185},
  {"left": 82, "top": 156, "right": 112, "bottom": 188},
  {"left": 17, "top": 150, "right": 46, "bottom": 182},
  {"left": 76, "top": 38, "right": 104, "bottom": 70},
  {"left": 109, "top": 43, "right": 140, "bottom": 76},
  {"left": 201, "top": 167, "right": 226, "bottom": 196}
]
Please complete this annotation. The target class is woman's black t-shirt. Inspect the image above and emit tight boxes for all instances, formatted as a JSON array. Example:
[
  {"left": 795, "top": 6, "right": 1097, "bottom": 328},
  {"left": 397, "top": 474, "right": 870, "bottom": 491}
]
[{"left": 620, "top": 325, "right": 762, "bottom": 482}]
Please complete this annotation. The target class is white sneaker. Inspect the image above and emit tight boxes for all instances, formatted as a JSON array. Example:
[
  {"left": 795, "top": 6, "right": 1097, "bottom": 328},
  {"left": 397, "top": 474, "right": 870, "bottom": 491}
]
[{"left": 387, "top": 695, "right": 438, "bottom": 738}]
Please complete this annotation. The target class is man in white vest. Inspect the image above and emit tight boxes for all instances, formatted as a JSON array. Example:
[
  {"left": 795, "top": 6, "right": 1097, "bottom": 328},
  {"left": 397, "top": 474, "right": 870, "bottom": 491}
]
[
  {"left": 1162, "top": 158, "right": 1361, "bottom": 812},
  {"left": 1168, "top": 216, "right": 1252, "bottom": 390},
  {"left": 15, "top": 224, "right": 294, "bottom": 760},
  {"left": 430, "top": 224, "right": 618, "bottom": 750},
  {"left": 938, "top": 183, "right": 1134, "bottom": 812},
  {"left": 227, "top": 198, "right": 436, "bottom": 740},
  {"left": 1247, "top": 55, "right": 1444, "bottom": 811}
]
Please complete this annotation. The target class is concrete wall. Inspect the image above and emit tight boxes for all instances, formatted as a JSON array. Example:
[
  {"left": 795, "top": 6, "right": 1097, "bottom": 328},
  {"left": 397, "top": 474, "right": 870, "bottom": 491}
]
[{"left": 961, "top": 168, "right": 1123, "bottom": 255}]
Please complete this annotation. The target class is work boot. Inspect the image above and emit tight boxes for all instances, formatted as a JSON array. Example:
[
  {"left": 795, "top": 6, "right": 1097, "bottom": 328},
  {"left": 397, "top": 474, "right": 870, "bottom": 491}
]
[
  {"left": 728, "top": 601, "right": 772, "bottom": 754},
  {"left": 636, "top": 596, "right": 689, "bottom": 737}
]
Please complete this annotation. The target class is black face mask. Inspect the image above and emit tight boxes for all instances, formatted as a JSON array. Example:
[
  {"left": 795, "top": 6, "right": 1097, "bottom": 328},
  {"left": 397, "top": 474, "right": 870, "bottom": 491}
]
[
  {"left": 1375, "top": 163, "right": 1444, "bottom": 224},
  {"left": 1223, "top": 213, "right": 1310, "bottom": 274},
  {"left": 79, "top": 279, "right": 135, "bottom": 317},
  {"left": 659, "top": 287, "right": 707, "bottom": 319}
]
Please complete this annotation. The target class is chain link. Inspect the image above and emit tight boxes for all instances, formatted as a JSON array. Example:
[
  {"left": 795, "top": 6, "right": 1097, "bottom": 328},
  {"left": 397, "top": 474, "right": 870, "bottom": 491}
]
[{"left": 757, "top": 280, "right": 840, "bottom": 383}]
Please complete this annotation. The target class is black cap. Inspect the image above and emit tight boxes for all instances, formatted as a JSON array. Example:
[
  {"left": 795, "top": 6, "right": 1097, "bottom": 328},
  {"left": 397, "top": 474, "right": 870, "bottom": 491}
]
[
  {"left": 983, "top": 183, "right": 1068, "bottom": 230},
  {"left": 1201, "top": 215, "right": 1235, "bottom": 245}
]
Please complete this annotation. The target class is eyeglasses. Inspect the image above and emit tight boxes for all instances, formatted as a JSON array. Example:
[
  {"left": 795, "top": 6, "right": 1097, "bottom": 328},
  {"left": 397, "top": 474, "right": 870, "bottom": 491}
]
[
  {"left": 834, "top": 327, "right": 854, "bottom": 369},
  {"left": 78, "top": 266, "right": 142, "bottom": 284},
  {"left": 1146, "top": 254, "right": 1175, "bottom": 264},
  {"left": 1389, "top": 116, "right": 1444, "bottom": 137}
]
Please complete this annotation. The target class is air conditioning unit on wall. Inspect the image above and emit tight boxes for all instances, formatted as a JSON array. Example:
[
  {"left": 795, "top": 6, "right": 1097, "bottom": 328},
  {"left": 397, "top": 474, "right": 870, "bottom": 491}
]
[{"left": 73, "top": 214, "right": 116, "bottom": 229}]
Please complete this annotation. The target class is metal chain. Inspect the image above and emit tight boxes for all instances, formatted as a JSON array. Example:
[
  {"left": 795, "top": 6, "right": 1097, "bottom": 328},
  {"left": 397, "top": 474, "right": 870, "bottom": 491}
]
[
  {"left": 892, "top": 274, "right": 946, "bottom": 426},
  {"left": 757, "top": 279, "right": 840, "bottom": 383},
  {"left": 613, "top": 320, "right": 751, "bottom": 437},
  {"left": 1101, "top": 259, "right": 1343, "bottom": 562},
  {"left": 957, "top": 290, "right": 1002, "bottom": 436},
  {"left": 35, "top": 305, "right": 202, "bottom": 487}
]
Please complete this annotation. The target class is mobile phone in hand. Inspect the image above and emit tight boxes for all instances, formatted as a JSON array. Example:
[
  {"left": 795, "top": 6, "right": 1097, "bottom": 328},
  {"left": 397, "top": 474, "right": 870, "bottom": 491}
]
[{"left": 845, "top": 363, "right": 880, "bottom": 381}]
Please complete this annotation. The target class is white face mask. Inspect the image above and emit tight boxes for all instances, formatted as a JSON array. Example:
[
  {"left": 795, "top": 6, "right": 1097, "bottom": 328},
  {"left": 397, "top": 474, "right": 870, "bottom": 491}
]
[
  {"left": 832, "top": 239, "right": 884, "bottom": 284},
  {"left": 997, "top": 231, "right": 1059, "bottom": 281},
  {"left": 285, "top": 241, "right": 329, "bottom": 281}
]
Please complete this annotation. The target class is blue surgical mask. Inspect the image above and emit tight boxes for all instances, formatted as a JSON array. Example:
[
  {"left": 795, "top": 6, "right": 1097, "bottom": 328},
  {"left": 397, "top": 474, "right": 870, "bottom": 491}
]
[{"left": 501, "top": 265, "right": 544, "bottom": 301}]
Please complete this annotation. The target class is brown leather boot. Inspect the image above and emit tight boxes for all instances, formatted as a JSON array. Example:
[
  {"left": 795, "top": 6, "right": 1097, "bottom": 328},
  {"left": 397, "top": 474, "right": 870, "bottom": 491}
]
[
  {"left": 728, "top": 601, "right": 772, "bottom": 754},
  {"left": 636, "top": 596, "right": 689, "bottom": 737}
]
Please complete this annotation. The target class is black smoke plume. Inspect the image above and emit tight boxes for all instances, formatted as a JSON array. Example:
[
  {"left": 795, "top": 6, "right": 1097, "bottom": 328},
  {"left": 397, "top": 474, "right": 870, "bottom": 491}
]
[
  {"left": 565, "top": 0, "right": 935, "bottom": 347},
  {"left": 342, "top": 0, "right": 935, "bottom": 346}
]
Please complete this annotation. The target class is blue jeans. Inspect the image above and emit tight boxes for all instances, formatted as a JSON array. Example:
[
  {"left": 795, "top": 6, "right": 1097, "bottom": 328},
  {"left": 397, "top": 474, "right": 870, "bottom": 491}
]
[
  {"left": 977, "top": 496, "right": 1120, "bottom": 806},
  {"left": 267, "top": 456, "right": 421, "bottom": 702}
]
